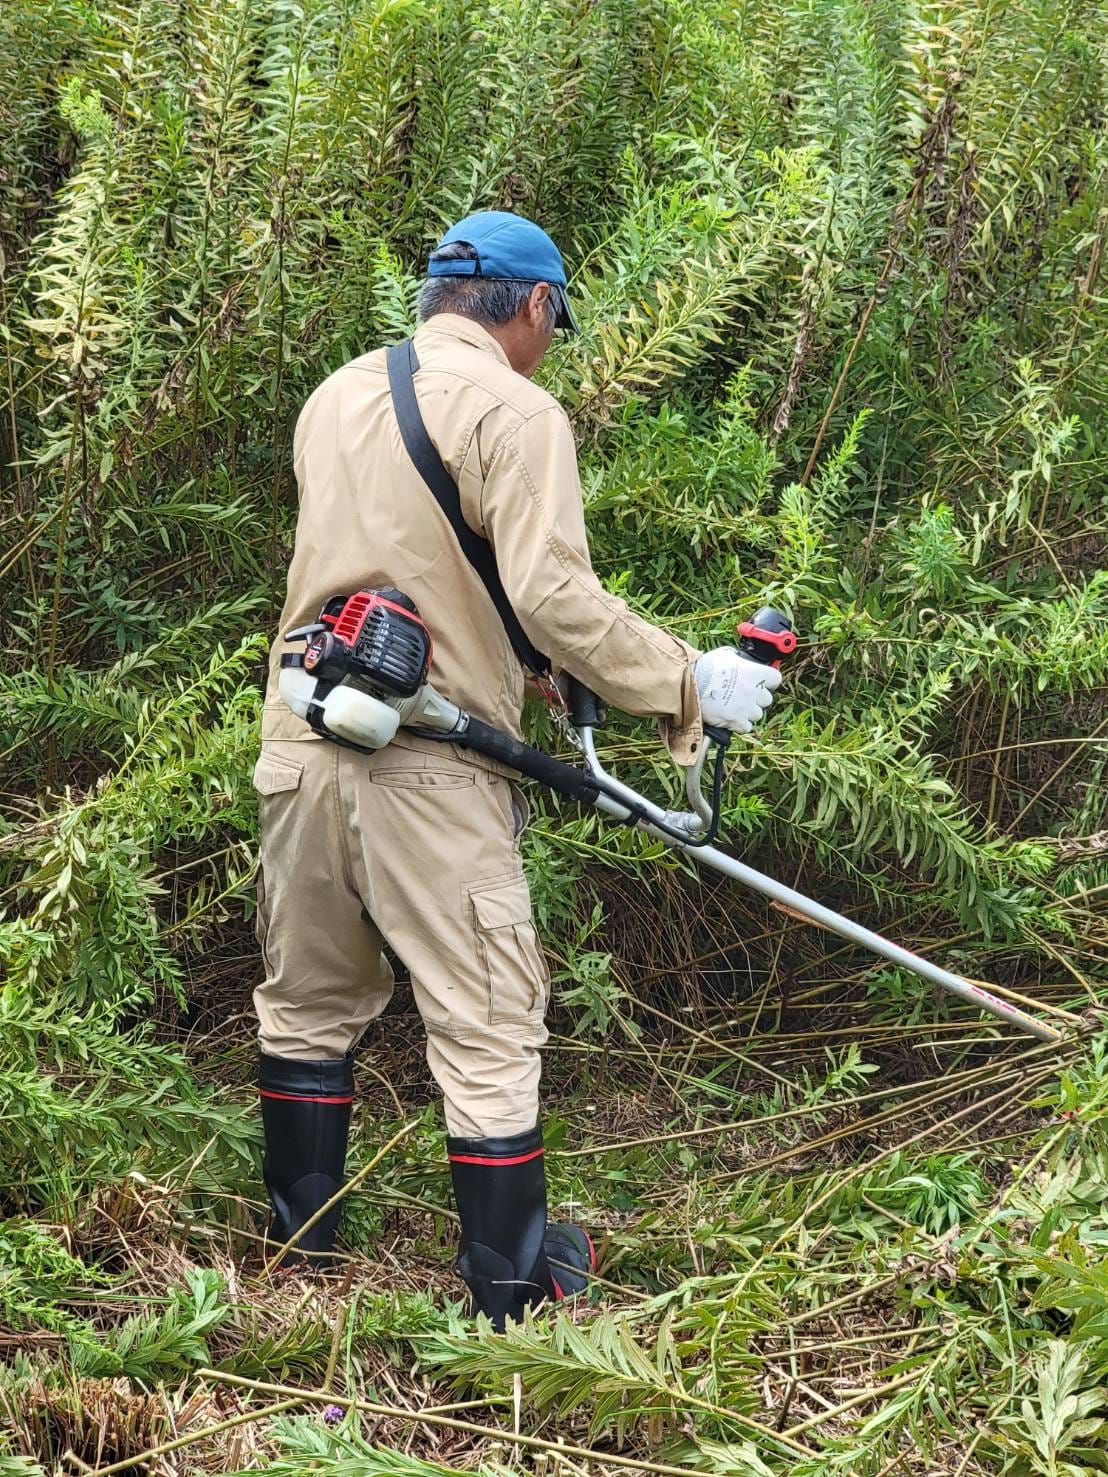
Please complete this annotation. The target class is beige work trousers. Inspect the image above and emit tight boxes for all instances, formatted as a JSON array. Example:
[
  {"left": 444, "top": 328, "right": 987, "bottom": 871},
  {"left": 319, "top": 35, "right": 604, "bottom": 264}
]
[{"left": 252, "top": 739, "right": 549, "bottom": 1138}]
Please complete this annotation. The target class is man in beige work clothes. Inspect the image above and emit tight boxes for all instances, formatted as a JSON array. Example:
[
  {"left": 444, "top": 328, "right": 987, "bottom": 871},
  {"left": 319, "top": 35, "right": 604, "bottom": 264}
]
[{"left": 254, "top": 211, "right": 781, "bottom": 1326}]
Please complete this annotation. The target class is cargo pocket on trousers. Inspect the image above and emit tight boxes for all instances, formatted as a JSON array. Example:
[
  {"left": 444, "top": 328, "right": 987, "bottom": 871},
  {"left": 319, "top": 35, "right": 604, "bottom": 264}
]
[
  {"left": 471, "top": 876, "right": 549, "bottom": 1026},
  {"left": 252, "top": 752, "right": 305, "bottom": 796},
  {"left": 252, "top": 753, "right": 303, "bottom": 972}
]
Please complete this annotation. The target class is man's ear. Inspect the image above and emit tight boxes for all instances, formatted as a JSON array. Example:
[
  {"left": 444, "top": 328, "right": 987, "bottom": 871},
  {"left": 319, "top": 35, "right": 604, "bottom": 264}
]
[{"left": 528, "top": 282, "right": 552, "bottom": 326}]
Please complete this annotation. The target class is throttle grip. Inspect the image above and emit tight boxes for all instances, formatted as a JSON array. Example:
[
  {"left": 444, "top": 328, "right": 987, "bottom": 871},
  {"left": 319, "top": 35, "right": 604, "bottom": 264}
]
[
  {"left": 736, "top": 607, "right": 797, "bottom": 668},
  {"left": 565, "top": 675, "right": 608, "bottom": 728}
]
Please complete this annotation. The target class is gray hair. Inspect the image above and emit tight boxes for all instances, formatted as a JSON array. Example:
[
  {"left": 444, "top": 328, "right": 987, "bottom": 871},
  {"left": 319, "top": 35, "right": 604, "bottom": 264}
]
[{"left": 417, "top": 241, "right": 557, "bottom": 332}]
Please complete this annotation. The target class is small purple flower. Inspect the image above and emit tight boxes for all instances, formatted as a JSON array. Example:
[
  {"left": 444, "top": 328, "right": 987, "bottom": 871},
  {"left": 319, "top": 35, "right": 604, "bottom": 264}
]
[{"left": 322, "top": 1404, "right": 344, "bottom": 1427}]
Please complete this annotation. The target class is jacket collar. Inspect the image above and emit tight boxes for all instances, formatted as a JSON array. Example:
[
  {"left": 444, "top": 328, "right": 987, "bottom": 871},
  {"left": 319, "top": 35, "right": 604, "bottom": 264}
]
[{"left": 416, "top": 312, "right": 512, "bottom": 369}]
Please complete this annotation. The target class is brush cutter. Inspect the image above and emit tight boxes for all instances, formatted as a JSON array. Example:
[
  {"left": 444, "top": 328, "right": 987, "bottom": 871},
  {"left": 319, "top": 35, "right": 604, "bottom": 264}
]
[{"left": 279, "top": 588, "right": 1061, "bottom": 1045}]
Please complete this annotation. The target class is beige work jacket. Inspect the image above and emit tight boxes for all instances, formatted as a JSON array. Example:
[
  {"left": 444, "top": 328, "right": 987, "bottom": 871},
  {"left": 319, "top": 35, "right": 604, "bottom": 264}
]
[{"left": 262, "top": 313, "right": 703, "bottom": 764}]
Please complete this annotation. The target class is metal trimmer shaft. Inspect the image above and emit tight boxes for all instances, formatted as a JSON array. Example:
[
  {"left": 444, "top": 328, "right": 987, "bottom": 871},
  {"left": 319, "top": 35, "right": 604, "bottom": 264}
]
[
  {"left": 659, "top": 835, "right": 1062, "bottom": 1043},
  {"left": 447, "top": 715, "right": 1063, "bottom": 1046}
]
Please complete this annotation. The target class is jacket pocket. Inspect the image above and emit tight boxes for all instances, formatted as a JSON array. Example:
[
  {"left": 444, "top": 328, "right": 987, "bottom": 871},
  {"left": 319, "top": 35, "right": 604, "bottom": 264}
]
[
  {"left": 252, "top": 752, "right": 304, "bottom": 796},
  {"left": 471, "top": 876, "right": 549, "bottom": 1025}
]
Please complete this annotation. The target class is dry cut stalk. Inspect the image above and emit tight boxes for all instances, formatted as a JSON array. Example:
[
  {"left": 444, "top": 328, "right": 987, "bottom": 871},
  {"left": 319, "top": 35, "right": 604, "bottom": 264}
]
[
  {"left": 199, "top": 1367, "right": 819, "bottom": 1462},
  {"left": 78, "top": 1397, "right": 304, "bottom": 1476}
]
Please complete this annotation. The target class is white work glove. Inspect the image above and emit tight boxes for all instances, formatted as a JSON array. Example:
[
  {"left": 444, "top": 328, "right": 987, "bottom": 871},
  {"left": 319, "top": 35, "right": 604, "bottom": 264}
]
[{"left": 694, "top": 647, "right": 782, "bottom": 734}]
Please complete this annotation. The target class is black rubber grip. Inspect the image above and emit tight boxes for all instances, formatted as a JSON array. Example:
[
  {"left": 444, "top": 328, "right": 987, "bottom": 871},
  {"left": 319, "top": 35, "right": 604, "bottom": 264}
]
[
  {"left": 459, "top": 718, "right": 602, "bottom": 803},
  {"left": 565, "top": 676, "right": 607, "bottom": 728}
]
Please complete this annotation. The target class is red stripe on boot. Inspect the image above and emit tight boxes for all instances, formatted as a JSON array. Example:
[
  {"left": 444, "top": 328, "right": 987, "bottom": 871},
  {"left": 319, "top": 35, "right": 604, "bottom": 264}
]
[
  {"left": 447, "top": 1148, "right": 545, "bottom": 1167},
  {"left": 259, "top": 1089, "right": 354, "bottom": 1104}
]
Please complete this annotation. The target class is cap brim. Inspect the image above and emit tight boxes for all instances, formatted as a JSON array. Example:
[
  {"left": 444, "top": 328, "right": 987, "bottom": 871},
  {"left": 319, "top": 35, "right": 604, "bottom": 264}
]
[{"left": 552, "top": 284, "right": 580, "bottom": 334}]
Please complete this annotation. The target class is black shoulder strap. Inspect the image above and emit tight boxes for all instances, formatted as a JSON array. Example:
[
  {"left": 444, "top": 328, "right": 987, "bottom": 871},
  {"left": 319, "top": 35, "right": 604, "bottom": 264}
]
[{"left": 386, "top": 338, "right": 549, "bottom": 677}]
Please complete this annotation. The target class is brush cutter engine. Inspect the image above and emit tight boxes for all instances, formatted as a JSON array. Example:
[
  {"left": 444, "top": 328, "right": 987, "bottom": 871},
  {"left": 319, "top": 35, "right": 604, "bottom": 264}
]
[{"left": 279, "top": 588, "right": 453, "bottom": 749}]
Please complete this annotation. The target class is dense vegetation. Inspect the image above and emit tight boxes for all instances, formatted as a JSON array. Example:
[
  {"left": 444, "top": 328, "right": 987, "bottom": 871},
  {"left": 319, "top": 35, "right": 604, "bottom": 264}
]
[{"left": 1, "top": 0, "right": 1106, "bottom": 1471}]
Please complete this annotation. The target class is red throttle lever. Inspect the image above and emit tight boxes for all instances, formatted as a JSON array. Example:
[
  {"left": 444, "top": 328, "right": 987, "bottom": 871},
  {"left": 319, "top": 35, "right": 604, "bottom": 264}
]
[{"left": 736, "top": 607, "right": 797, "bottom": 668}]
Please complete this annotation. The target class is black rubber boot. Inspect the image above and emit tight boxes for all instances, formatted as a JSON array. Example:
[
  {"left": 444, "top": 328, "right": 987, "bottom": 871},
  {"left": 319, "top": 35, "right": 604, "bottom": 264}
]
[
  {"left": 447, "top": 1125, "right": 595, "bottom": 1329},
  {"left": 258, "top": 1053, "right": 354, "bottom": 1267}
]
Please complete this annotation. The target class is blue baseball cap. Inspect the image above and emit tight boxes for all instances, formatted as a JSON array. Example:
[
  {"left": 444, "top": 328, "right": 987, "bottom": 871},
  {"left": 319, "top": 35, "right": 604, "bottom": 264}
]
[{"left": 428, "top": 211, "right": 580, "bottom": 333}]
